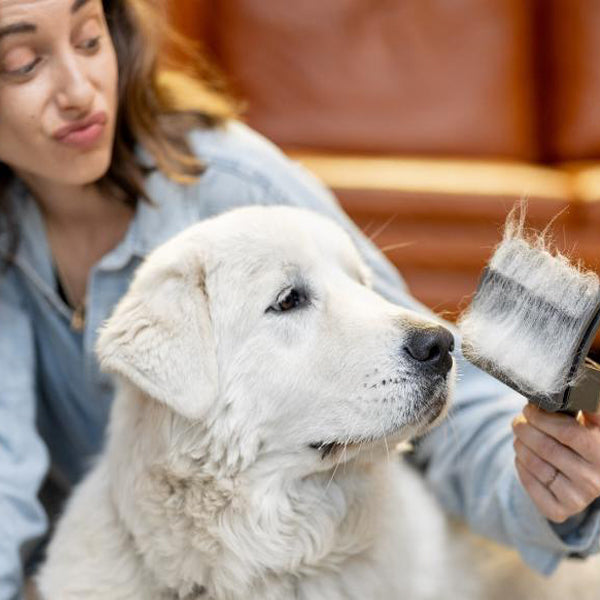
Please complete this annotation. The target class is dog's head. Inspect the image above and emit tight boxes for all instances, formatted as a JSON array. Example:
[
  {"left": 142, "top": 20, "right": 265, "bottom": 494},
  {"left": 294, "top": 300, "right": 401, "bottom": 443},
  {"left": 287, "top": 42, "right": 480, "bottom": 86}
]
[{"left": 97, "top": 206, "right": 454, "bottom": 472}]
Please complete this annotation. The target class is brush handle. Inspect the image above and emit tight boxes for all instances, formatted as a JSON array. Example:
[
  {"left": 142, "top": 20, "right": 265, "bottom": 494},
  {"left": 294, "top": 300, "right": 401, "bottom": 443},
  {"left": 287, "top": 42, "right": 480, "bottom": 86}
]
[{"left": 561, "top": 361, "right": 600, "bottom": 415}]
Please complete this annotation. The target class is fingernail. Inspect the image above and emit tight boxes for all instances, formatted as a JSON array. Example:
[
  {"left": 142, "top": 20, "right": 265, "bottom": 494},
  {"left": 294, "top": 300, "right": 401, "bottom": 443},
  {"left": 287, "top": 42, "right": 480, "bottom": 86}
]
[{"left": 512, "top": 414, "right": 526, "bottom": 428}]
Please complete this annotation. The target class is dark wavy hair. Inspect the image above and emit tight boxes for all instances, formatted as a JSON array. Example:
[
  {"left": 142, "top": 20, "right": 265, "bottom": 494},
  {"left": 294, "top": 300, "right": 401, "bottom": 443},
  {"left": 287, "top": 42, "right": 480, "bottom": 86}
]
[{"left": 0, "top": 0, "right": 237, "bottom": 266}]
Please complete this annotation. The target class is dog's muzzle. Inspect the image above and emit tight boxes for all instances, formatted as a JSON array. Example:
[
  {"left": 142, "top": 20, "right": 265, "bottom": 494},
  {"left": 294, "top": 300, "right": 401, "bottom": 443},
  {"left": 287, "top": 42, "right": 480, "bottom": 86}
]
[{"left": 402, "top": 325, "right": 454, "bottom": 377}]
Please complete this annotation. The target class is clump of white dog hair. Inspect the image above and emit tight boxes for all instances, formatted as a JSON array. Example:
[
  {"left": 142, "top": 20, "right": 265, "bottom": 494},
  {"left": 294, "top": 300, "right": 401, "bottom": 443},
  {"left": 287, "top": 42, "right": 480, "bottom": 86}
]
[{"left": 459, "top": 204, "right": 600, "bottom": 403}]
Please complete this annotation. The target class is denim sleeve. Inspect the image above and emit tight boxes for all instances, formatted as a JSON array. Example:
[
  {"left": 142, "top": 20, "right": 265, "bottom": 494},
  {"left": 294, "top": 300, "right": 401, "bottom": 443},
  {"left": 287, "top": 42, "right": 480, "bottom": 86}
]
[
  {"left": 0, "top": 271, "right": 49, "bottom": 600},
  {"left": 245, "top": 140, "right": 600, "bottom": 574}
]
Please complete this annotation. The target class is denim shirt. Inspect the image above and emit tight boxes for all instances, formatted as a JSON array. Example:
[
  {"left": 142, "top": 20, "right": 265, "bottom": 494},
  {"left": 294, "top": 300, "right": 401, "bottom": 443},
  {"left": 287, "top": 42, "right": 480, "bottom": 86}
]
[{"left": 1, "top": 121, "right": 599, "bottom": 599}]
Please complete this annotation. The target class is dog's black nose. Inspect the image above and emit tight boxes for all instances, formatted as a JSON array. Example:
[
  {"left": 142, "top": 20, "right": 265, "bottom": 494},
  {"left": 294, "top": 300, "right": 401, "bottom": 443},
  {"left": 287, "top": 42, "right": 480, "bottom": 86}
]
[{"left": 403, "top": 325, "right": 454, "bottom": 375}]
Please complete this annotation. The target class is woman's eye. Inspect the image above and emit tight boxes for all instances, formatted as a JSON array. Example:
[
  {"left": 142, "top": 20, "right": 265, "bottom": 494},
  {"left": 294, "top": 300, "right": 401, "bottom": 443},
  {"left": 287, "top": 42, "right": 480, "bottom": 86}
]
[
  {"left": 75, "top": 17, "right": 103, "bottom": 51},
  {"left": 1, "top": 48, "right": 39, "bottom": 77},
  {"left": 269, "top": 287, "right": 309, "bottom": 313},
  {"left": 78, "top": 36, "right": 101, "bottom": 51},
  {"left": 11, "top": 59, "right": 39, "bottom": 76}
]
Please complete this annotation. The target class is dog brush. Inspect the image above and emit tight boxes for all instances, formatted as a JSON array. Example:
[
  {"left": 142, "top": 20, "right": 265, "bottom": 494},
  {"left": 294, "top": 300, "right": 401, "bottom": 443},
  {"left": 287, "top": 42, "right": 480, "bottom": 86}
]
[{"left": 458, "top": 205, "right": 600, "bottom": 415}]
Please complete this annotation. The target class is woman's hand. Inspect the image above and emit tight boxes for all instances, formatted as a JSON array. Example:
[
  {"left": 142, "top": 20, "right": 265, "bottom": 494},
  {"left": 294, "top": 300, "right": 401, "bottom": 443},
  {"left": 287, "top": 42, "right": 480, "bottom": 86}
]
[{"left": 512, "top": 403, "right": 600, "bottom": 523}]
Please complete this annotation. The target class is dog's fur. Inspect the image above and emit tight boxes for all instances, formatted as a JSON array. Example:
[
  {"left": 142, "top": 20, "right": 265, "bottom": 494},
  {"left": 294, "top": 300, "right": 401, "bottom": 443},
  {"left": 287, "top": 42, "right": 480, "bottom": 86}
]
[{"left": 38, "top": 206, "right": 600, "bottom": 599}]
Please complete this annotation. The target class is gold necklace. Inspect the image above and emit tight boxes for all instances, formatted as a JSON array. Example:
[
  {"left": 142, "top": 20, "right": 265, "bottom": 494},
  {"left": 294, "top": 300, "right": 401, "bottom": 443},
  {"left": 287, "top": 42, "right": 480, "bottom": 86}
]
[{"left": 53, "top": 257, "right": 86, "bottom": 332}]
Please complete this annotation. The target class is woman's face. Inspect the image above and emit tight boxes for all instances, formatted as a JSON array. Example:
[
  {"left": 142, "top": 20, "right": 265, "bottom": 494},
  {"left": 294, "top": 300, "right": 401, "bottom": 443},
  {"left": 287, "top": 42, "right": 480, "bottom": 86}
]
[{"left": 0, "top": 0, "right": 118, "bottom": 186}]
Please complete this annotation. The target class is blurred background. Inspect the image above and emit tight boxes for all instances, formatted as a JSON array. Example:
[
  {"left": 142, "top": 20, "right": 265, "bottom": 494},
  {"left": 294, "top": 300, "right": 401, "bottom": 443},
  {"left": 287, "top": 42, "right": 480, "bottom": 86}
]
[{"left": 167, "top": 0, "right": 600, "bottom": 336}]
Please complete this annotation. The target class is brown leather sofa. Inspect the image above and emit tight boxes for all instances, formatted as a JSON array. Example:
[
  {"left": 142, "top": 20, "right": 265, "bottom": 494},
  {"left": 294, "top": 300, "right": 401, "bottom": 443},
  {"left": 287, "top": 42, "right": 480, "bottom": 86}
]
[{"left": 169, "top": 0, "right": 600, "bottom": 331}]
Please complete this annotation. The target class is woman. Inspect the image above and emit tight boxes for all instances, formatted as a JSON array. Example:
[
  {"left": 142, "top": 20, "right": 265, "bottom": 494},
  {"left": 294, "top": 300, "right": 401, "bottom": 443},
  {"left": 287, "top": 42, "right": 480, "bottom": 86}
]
[{"left": 0, "top": 0, "right": 599, "bottom": 597}]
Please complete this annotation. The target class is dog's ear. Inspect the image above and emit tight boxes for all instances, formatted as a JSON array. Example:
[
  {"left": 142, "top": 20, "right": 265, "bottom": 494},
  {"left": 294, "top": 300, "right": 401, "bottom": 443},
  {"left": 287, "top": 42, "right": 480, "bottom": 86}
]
[{"left": 96, "top": 257, "right": 217, "bottom": 420}]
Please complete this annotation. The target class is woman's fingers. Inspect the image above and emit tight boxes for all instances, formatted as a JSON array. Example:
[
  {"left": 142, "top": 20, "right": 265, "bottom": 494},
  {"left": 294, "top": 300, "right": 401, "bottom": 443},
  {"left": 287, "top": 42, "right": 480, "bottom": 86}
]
[
  {"left": 514, "top": 457, "right": 571, "bottom": 523},
  {"left": 513, "top": 415, "right": 600, "bottom": 496},
  {"left": 513, "top": 437, "right": 556, "bottom": 487},
  {"left": 513, "top": 435, "right": 591, "bottom": 518},
  {"left": 523, "top": 404, "right": 600, "bottom": 464},
  {"left": 512, "top": 406, "right": 600, "bottom": 522}
]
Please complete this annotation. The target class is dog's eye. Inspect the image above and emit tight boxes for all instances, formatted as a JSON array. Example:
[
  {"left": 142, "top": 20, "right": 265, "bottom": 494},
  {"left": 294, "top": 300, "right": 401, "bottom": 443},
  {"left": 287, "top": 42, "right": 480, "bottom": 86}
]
[{"left": 268, "top": 287, "right": 309, "bottom": 313}]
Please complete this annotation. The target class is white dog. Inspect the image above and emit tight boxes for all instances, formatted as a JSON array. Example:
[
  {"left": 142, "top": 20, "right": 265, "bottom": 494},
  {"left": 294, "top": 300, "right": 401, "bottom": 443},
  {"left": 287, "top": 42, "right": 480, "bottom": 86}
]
[{"left": 38, "top": 206, "right": 600, "bottom": 599}]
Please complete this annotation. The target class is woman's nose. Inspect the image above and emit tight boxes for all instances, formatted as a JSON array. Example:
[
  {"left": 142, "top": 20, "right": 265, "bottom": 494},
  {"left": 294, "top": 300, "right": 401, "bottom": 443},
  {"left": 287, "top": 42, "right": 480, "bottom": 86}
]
[{"left": 54, "top": 52, "right": 95, "bottom": 114}]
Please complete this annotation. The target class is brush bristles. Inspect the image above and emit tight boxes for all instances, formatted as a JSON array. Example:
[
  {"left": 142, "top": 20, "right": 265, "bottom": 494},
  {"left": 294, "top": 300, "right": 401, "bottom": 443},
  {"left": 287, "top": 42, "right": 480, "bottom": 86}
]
[
  {"left": 459, "top": 206, "right": 600, "bottom": 402},
  {"left": 490, "top": 239, "right": 599, "bottom": 319}
]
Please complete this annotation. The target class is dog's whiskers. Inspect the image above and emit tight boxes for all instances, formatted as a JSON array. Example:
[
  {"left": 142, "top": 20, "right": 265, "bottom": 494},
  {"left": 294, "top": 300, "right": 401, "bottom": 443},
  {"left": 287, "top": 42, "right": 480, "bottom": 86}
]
[
  {"left": 360, "top": 219, "right": 378, "bottom": 238},
  {"left": 380, "top": 241, "right": 415, "bottom": 254},
  {"left": 377, "top": 409, "right": 391, "bottom": 466},
  {"left": 326, "top": 448, "right": 343, "bottom": 491},
  {"left": 367, "top": 213, "right": 399, "bottom": 244},
  {"left": 325, "top": 408, "right": 363, "bottom": 491}
]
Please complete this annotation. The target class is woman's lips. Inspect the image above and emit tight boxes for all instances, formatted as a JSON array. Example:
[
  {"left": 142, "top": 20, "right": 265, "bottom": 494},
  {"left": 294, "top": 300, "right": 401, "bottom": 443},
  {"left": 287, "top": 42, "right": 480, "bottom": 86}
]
[{"left": 53, "top": 112, "right": 108, "bottom": 150}]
